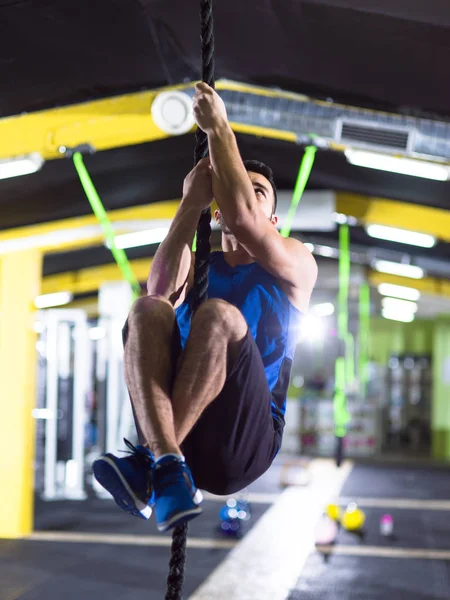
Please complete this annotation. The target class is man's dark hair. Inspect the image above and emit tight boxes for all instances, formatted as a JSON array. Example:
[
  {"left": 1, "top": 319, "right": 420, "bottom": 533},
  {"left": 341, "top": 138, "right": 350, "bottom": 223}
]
[{"left": 243, "top": 160, "right": 278, "bottom": 214}]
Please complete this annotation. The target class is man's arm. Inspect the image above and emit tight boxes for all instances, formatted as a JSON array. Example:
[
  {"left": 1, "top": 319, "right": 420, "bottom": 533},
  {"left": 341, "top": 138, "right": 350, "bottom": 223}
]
[
  {"left": 192, "top": 83, "right": 317, "bottom": 308},
  {"left": 147, "top": 203, "right": 198, "bottom": 306},
  {"left": 147, "top": 158, "right": 213, "bottom": 308}
]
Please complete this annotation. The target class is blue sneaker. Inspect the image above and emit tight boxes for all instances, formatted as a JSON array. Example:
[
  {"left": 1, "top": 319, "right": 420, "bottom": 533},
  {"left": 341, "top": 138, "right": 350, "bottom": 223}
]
[
  {"left": 153, "top": 456, "right": 203, "bottom": 532},
  {"left": 92, "top": 439, "right": 154, "bottom": 520}
]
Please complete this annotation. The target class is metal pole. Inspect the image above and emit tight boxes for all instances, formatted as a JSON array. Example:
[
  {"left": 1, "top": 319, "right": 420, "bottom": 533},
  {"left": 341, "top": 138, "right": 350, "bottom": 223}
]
[{"left": 43, "top": 313, "right": 58, "bottom": 500}]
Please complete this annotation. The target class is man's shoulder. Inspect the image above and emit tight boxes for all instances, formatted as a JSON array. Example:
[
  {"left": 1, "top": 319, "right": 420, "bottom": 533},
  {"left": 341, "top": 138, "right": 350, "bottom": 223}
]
[{"left": 284, "top": 237, "right": 317, "bottom": 274}]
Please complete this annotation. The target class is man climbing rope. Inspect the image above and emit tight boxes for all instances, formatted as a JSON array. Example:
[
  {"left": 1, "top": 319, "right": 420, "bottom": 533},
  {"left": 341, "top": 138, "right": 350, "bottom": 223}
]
[{"left": 93, "top": 82, "right": 318, "bottom": 533}]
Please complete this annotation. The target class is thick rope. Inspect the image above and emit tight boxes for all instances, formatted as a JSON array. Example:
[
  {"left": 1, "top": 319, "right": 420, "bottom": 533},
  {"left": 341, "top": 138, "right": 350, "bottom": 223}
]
[
  {"left": 191, "top": 0, "right": 215, "bottom": 314},
  {"left": 165, "top": 522, "right": 189, "bottom": 600},
  {"left": 165, "top": 2, "right": 215, "bottom": 599}
]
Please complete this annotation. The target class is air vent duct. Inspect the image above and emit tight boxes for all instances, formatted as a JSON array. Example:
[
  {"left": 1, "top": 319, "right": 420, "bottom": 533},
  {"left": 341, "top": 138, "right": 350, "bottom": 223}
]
[{"left": 339, "top": 121, "right": 410, "bottom": 151}]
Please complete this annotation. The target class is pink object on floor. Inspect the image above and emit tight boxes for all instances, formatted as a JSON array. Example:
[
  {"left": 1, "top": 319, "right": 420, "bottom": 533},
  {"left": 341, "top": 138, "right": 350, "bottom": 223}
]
[{"left": 315, "top": 516, "right": 338, "bottom": 546}]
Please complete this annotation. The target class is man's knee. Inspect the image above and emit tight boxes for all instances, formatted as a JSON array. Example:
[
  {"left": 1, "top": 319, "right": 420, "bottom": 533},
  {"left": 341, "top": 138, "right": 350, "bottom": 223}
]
[
  {"left": 192, "top": 299, "right": 247, "bottom": 341},
  {"left": 130, "top": 295, "right": 174, "bottom": 318},
  {"left": 126, "top": 295, "right": 175, "bottom": 338}
]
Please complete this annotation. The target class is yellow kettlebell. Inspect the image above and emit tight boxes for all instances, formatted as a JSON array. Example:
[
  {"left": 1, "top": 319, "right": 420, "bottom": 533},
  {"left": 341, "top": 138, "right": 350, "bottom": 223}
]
[
  {"left": 326, "top": 503, "right": 341, "bottom": 522},
  {"left": 341, "top": 503, "right": 365, "bottom": 531}
]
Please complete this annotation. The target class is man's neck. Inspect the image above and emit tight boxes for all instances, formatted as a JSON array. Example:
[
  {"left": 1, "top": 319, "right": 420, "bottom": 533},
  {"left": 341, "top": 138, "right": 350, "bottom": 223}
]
[{"left": 221, "top": 234, "right": 254, "bottom": 267}]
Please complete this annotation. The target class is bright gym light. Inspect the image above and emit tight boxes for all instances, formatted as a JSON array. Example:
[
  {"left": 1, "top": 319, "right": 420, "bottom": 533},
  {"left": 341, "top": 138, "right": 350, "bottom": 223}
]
[
  {"left": 377, "top": 283, "right": 421, "bottom": 302},
  {"left": 110, "top": 227, "right": 170, "bottom": 250},
  {"left": 366, "top": 224, "right": 436, "bottom": 248},
  {"left": 32, "top": 408, "right": 55, "bottom": 420},
  {"left": 34, "top": 291, "right": 73, "bottom": 309},
  {"left": 382, "top": 308, "right": 415, "bottom": 323},
  {"left": 89, "top": 327, "right": 106, "bottom": 341},
  {"left": 332, "top": 212, "right": 358, "bottom": 226},
  {"left": 299, "top": 315, "right": 325, "bottom": 341},
  {"left": 311, "top": 302, "right": 335, "bottom": 317},
  {"left": 315, "top": 245, "right": 337, "bottom": 258},
  {"left": 0, "top": 152, "right": 44, "bottom": 180},
  {"left": 381, "top": 297, "right": 418, "bottom": 314},
  {"left": 345, "top": 150, "right": 450, "bottom": 181},
  {"left": 303, "top": 243, "right": 315, "bottom": 253},
  {"left": 374, "top": 260, "right": 424, "bottom": 279}
]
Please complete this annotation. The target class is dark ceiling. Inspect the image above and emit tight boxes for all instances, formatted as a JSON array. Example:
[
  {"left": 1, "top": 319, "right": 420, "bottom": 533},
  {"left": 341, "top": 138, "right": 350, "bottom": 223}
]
[
  {"left": 2, "top": 0, "right": 450, "bottom": 119},
  {"left": 1, "top": 0, "right": 450, "bottom": 278}
]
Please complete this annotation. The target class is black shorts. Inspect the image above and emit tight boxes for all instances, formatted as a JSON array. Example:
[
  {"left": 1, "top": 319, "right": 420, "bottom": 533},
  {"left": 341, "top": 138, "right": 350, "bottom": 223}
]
[{"left": 123, "top": 320, "right": 284, "bottom": 496}]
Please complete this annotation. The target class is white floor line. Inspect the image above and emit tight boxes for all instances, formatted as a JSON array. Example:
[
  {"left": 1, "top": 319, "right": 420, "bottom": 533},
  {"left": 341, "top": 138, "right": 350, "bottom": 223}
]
[
  {"left": 29, "top": 531, "right": 237, "bottom": 550},
  {"left": 339, "top": 497, "right": 450, "bottom": 511},
  {"left": 318, "top": 544, "right": 450, "bottom": 561},
  {"left": 188, "top": 459, "right": 354, "bottom": 600}
]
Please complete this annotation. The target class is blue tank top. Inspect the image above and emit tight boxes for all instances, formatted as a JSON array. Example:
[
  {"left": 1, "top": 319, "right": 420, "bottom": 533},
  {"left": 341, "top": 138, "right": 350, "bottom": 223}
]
[{"left": 175, "top": 252, "right": 304, "bottom": 421}]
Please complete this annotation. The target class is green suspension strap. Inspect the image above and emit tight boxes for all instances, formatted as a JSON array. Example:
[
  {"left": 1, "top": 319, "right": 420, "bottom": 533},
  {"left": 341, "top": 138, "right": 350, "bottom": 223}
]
[
  {"left": 346, "top": 332, "right": 355, "bottom": 387},
  {"left": 280, "top": 146, "right": 317, "bottom": 238},
  {"left": 334, "top": 223, "right": 351, "bottom": 465},
  {"left": 72, "top": 152, "right": 141, "bottom": 300},
  {"left": 359, "top": 282, "right": 371, "bottom": 400}
]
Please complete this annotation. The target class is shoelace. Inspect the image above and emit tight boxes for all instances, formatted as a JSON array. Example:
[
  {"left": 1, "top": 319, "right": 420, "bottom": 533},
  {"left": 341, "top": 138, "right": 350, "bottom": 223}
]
[
  {"left": 119, "top": 438, "right": 154, "bottom": 501},
  {"left": 119, "top": 438, "right": 154, "bottom": 464}
]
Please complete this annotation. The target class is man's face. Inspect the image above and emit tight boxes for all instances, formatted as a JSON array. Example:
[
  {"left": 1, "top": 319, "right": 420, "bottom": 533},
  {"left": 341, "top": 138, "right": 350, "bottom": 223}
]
[{"left": 216, "top": 171, "right": 277, "bottom": 234}]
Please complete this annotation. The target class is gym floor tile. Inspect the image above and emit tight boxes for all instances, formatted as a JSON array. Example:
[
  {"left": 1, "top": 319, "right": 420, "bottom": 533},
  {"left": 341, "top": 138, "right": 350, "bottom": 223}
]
[
  {"left": 288, "top": 554, "right": 450, "bottom": 600},
  {"left": 340, "top": 464, "right": 450, "bottom": 501}
]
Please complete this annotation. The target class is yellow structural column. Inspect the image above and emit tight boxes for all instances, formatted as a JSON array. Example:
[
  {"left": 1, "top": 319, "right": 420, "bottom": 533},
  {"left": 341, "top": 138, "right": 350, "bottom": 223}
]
[{"left": 0, "top": 249, "right": 42, "bottom": 537}]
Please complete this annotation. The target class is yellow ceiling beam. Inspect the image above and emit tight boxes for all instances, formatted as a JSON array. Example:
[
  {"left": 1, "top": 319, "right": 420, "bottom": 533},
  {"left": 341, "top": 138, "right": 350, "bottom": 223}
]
[
  {"left": 2, "top": 76, "right": 410, "bottom": 163},
  {"left": 369, "top": 271, "right": 450, "bottom": 298},
  {"left": 0, "top": 201, "right": 180, "bottom": 254},
  {"left": 0, "top": 80, "right": 302, "bottom": 162},
  {"left": 41, "top": 257, "right": 153, "bottom": 296},
  {"left": 2, "top": 191, "right": 450, "bottom": 257},
  {"left": 0, "top": 87, "right": 180, "bottom": 161},
  {"left": 42, "top": 243, "right": 223, "bottom": 297},
  {"left": 337, "top": 193, "right": 450, "bottom": 242}
]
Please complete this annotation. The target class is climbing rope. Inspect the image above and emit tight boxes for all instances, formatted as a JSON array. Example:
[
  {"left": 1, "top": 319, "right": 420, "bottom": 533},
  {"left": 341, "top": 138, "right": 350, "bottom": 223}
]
[
  {"left": 191, "top": 0, "right": 215, "bottom": 314},
  {"left": 165, "top": 2, "right": 215, "bottom": 599},
  {"left": 165, "top": 522, "right": 189, "bottom": 600}
]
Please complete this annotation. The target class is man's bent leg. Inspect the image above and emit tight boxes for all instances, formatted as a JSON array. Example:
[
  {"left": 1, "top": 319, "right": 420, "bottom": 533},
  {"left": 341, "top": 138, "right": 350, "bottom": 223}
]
[
  {"left": 124, "top": 295, "right": 181, "bottom": 458},
  {"left": 172, "top": 301, "right": 281, "bottom": 496},
  {"left": 94, "top": 294, "right": 203, "bottom": 530},
  {"left": 172, "top": 299, "right": 248, "bottom": 444}
]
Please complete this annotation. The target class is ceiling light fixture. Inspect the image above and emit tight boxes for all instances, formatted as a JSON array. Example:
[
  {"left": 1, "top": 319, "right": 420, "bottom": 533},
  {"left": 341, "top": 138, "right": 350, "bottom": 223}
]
[
  {"left": 0, "top": 153, "right": 44, "bottom": 180},
  {"left": 374, "top": 260, "right": 424, "bottom": 279},
  {"left": 332, "top": 212, "right": 358, "bottom": 227},
  {"left": 34, "top": 292, "right": 73, "bottom": 309},
  {"left": 381, "top": 308, "right": 415, "bottom": 323},
  {"left": 366, "top": 224, "right": 436, "bottom": 248},
  {"left": 377, "top": 283, "right": 421, "bottom": 302},
  {"left": 381, "top": 297, "right": 418, "bottom": 314},
  {"left": 109, "top": 228, "right": 170, "bottom": 250},
  {"left": 345, "top": 150, "right": 449, "bottom": 181},
  {"left": 315, "top": 245, "right": 337, "bottom": 258}
]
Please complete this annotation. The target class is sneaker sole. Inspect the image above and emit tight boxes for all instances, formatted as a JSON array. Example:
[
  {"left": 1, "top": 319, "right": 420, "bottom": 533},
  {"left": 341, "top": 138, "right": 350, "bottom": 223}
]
[
  {"left": 156, "top": 488, "right": 203, "bottom": 532},
  {"left": 93, "top": 456, "right": 152, "bottom": 520},
  {"left": 157, "top": 505, "right": 203, "bottom": 532}
]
